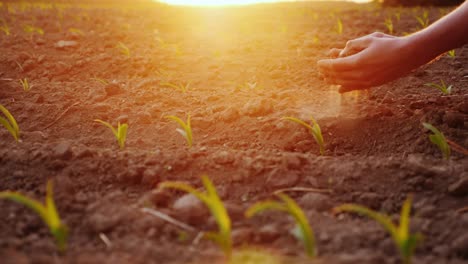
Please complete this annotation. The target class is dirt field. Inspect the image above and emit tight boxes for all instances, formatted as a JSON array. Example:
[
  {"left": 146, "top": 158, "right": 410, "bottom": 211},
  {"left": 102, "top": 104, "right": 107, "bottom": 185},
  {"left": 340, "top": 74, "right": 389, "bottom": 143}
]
[{"left": 0, "top": 1, "right": 467, "bottom": 263}]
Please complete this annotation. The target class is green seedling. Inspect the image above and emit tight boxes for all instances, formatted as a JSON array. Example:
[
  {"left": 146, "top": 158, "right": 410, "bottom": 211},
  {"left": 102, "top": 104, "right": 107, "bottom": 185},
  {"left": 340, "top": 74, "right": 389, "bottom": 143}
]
[
  {"left": 394, "top": 12, "right": 401, "bottom": 22},
  {"left": 384, "top": 17, "right": 393, "bottom": 34},
  {"left": 334, "top": 196, "right": 422, "bottom": 264},
  {"left": 447, "top": 49, "right": 455, "bottom": 58},
  {"left": 336, "top": 18, "right": 343, "bottom": 34},
  {"left": 237, "top": 82, "right": 260, "bottom": 90},
  {"left": 415, "top": 10, "right": 429, "bottom": 29},
  {"left": 94, "top": 119, "right": 128, "bottom": 150},
  {"left": 422, "top": 123, "right": 450, "bottom": 159},
  {"left": 19, "top": 78, "right": 31, "bottom": 91},
  {"left": 0, "top": 18, "right": 10, "bottom": 35},
  {"left": 0, "top": 104, "right": 20, "bottom": 142},
  {"left": 0, "top": 180, "right": 68, "bottom": 252},
  {"left": 68, "top": 27, "right": 84, "bottom": 36},
  {"left": 116, "top": 42, "right": 130, "bottom": 57},
  {"left": 161, "top": 81, "right": 190, "bottom": 93},
  {"left": 246, "top": 193, "right": 316, "bottom": 258},
  {"left": 23, "top": 25, "right": 44, "bottom": 35},
  {"left": 159, "top": 175, "right": 232, "bottom": 259},
  {"left": 166, "top": 114, "right": 192, "bottom": 148},
  {"left": 284, "top": 116, "right": 325, "bottom": 155},
  {"left": 425, "top": 79, "right": 452, "bottom": 95},
  {"left": 90, "top": 77, "right": 109, "bottom": 85}
]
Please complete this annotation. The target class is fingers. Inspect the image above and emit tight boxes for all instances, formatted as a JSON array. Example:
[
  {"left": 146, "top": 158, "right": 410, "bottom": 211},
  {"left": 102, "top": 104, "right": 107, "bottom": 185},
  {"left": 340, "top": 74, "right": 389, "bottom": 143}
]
[
  {"left": 339, "top": 37, "right": 372, "bottom": 57},
  {"left": 317, "top": 54, "right": 358, "bottom": 72},
  {"left": 327, "top": 48, "right": 342, "bottom": 58}
]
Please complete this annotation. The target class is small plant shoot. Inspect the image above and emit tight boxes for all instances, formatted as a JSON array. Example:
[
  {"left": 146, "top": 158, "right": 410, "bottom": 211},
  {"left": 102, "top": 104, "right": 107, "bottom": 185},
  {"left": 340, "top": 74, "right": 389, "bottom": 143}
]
[
  {"left": 23, "top": 25, "right": 44, "bottom": 35},
  {"left": 166, "top": 114, "right": 193, "bottom": 148},
  {"left": 159, "top": 175, "right": 232, "bottom": 259},
  {"left": 447, "top": 49, "right": 455, "bottom": 58},
  {"left": 94, "top": 119, "right": 128, "bottom": 149},
  {"left": 0, "top": 18, "right": 10, "bottom": 35},
  {"left": 117, "top": 42, "right": 130, "bottom": 57},
  {"left": 0, "top": 180, "right": 68, "bottom": 252},
  {"left": 422, "top": 123, "right": 450, "bottom": 159},
  {"left": 415, "top": 10, "right": 429, "bottom": 29},
  {"left": 246, "top": 193, "right": 316, "bottom": 258},
  {"left": 0, "top": 104, "right": 20, "bottom": 142},
  {"left": 334, "top": 196, "right": 422, "bottom": 264},
  {"left": 425, "top": 80, "right": 452, "bottom": 95},
  {"left": 284, "top": 116, "right": 325, "bottom": 155},
  {"left": 90, "top": 77, "right": 110, "bottom": 85},
  {"left": 336, "top": 18, "right": 343, "bottom": 34},
  {"left": 161, "top": 81, "right": 190, "bottom": 93},
  {"left": 20, "top": 78, "right": 31, "bottom": 91},
  {"left": 384, "top": 17, "right": 393, "bottom": 34}
]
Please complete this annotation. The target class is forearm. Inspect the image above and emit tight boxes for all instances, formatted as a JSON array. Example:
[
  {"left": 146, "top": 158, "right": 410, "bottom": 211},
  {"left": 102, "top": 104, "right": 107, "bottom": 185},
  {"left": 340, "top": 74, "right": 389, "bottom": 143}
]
[{"left": 405, "top": 1, "right": 468, "bottom": 63}]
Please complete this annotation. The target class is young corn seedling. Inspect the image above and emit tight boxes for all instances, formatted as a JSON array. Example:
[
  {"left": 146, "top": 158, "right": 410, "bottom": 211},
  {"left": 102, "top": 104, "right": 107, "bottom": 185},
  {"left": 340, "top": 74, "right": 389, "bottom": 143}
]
[
  {"left": 0, "top": 104, "right": 20, "bottom": 142},
  {"left": 0, "top": 18, "right": 10, "bottom": 35},
  {"left": 161, "top": 81, "right": 190, "bottom": 93},
  {"left": 284, "top": 116, "right": 325, "bottom": 155},
  {"left": 414, "top": 10, "right": 429, "bottom": 29},
  {"left": 159, "top": 175, "right": 232, "bottom": 259},
  {"left": 334, "top": 196, "right": 422, "bottom": 264},
  {"left": 425, "top": 79, "right": 452, "bottom": 95},
  {"left": 166, "top": 114, "right": 193, "bottom": 148},
  {"left": 116, "top": 42, "right": 130, "bottom": 57},
  {"left": 90, "top": 77, "right": 109, "bottom": 85},
  {"left": 94, "top": 119, "right": 128, "bottom": 150},
  {"left": 384, "top": 17, "right": 393, "bottom": 34},
  {"left": 23, "top": 25, "right": 44, "bottom": 35},
  {"left": 447, "top": 49, "right": 456, "bottom": 58},
  {"left": 0, "top": 180, "right": 68, "bottom": 252},
  {"left": 68, "top": 27, "right": 84, "bottom": 36},
  {"left": 394, "top": 12, "right": 401, "bottom": 22},
  {"left": 335, "top": 18, "right": 343, "bottom": 35},
  {"left": 422, "top": 122, "right": 450, "bottom": 159},
  {"left": 19, "top": 78, "right": 31, "bottom": 91},
  {"left": 246, "top": 193, "right": 316, "bottom": 258}
]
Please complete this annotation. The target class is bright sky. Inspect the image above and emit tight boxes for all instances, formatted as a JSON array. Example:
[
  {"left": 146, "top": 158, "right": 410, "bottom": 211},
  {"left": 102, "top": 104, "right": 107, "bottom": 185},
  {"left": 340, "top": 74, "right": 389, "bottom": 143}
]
[{"left": 158, "top": 0, "right": 370, "bottom": 6}]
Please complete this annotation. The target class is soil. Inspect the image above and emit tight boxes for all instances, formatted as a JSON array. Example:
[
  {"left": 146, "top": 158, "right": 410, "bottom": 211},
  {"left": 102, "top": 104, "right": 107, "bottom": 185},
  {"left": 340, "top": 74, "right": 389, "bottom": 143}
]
[{"left": 0, "top": 1, "right": 467, "bottom": 264}]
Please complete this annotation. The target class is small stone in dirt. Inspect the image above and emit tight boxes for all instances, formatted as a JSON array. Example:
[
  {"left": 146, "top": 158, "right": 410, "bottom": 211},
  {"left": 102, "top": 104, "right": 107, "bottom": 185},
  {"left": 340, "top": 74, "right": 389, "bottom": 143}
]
[
  {"left": 212, "top": 150, "right": 235, "bottom": 165},
  {"left": 55, "top": 40, "right": 78, "bottom": 49},
  {"left": 298, "top": 193, "right": 331, "bottom": 212},
  {"left": 219, "top": 108, "right": 239, "bottom": 122},
  {"left": 138, "top": 189, "right": 171, "bottom": 208},
  {"left": 357, "top": 192, "right": 381, "bottom": 210},
  {"left": 232, "top": 227, "right": 253, "bottom": 246},
  {"left": 172, "top": 193, "right": 208, "bottom": 225},
  {"left": 53, "top": 141, "right": 73, "bottom": 160},
  {"left": 225, "top": 202, "right": 245, "bottom": 222},
  {"left": 87, "top": 196, "right": 132, "bottom": 233},
  {"left": 448, "top": 174, "right": 468, "bottom": 197},
  {"left": 266, "top": 169, "right": 299, "bottom": 188},
  {"left": 409, "top": 100, "right": 425, "bottom": 110},
  {"left": 117, "top": 115, "right": 129, "bottom": 124},
  {"left": 257, "top": 224, "right": 281, "bottom": 242},
  {"left": 283, "top": 153, "right": 302, "bottom": 170},
  {"left": 444, "top": 111, "right": 464, "bottom": 128},
  {"left": 141, "top": 167, "right": 161, "bottom": 186},
  {"left": 104, "top": 83, "right": 125, "bottom": 97}
]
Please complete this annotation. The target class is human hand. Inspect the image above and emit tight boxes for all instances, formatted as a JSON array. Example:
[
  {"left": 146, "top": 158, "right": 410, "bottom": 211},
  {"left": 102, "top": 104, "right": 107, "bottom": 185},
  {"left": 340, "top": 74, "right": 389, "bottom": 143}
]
[{"left": 317, "top": 32, "right": 422, "bottom": 93}]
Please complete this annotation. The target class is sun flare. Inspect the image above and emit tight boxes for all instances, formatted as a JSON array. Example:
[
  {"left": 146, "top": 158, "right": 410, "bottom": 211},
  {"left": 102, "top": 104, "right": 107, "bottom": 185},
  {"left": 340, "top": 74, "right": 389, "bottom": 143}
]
[
  {"left": 157, "top": 0, "right": 371, "bottom": 6},
  {"left": 157, "top": 0, "right": 294, "bottom": 6}
]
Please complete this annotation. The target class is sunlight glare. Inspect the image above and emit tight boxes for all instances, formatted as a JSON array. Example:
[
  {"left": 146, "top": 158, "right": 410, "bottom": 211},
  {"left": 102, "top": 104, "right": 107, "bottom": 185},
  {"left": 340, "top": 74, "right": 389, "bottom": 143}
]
[{"left": 158, "top": 0, "right": 370, "bottom": 6}]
